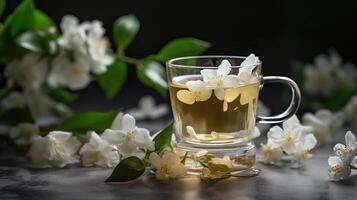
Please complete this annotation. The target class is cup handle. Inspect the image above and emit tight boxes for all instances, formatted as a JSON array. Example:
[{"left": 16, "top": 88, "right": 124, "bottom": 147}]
[{"left": 256, "top": 76, "right": 301, "bottom": 124}]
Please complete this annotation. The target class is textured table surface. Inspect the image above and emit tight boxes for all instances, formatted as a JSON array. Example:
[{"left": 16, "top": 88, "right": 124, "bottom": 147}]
[
  {"left": 0, "top": 119, "right": 356, "bottom": 200},
  {"left": 1, "top": 145, "right": 356, "bottom": 200}
]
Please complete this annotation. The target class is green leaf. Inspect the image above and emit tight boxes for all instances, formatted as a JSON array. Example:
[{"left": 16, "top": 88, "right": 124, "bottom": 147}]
[
  {"left": 57, "top": 111, "right": 119, "bottom": 135},
  {"left": 97, "top": 60, "right": 128, "bottom": 100},
  {"left": 323, "top": 88, "right": 357, "bottom": 111},
  {"left": 0, "top": 0, "right": 5, "bottom": 18},
  {"left": 105, "top": 157, "right": 145, "bottom": 182},
  {"left": 155, "top": 37, "right": 211, "bottom": 62},
  {"left": 34, "top": 9, "right": 56, "bottom": 31},
  {"left": 290, "top": 59, "right": 305, "bottom": 84},
  {"left": 3, "top": 0, "right": 35, "bottom": 37},
  {"left": 113, "top": 14, "right": 140, "bottom": 51},
  {"left": 46, "top": 88, "right": 79, "bottom": 103},
  {"left": 153, "top": 123, "right": 173, "bottom": 153},
  {"left": 136, "top": 61, "right": 167, "bottom": 96}
]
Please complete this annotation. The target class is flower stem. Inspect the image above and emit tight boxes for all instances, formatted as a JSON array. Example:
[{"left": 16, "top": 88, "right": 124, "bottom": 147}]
[{"left": 117, "top": 55, "right": 141, "bottom": 65}]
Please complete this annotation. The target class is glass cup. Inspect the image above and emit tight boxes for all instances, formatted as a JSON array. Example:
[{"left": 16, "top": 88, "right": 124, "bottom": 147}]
[{"left": 166, "top": 55, "right": 301, "bottom": 175}]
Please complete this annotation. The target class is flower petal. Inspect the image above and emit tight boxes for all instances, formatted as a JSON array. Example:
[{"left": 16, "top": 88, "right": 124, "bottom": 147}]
[
  {"left": 133, "top": 128, "right": 153, "bottom": 149},
  {"left": 200, "top": 69, "right": 217, "bottom": 83},
  {"left": 121, "top": 114, "right": 136, "bottom": 133},
  {"left": 303, "top": 134, "right": 317, "bottom": 150},
  {"left": 186, "top": 126, "right": 198, "bottom": 138},
  {"left": 214, "top": 88, "right": 225, "bottom": 100},
  {"left": 101, "top": 129, "right": 125, "bottom": 145},
  {"left": 177, "top": 90, "right": 195, "bottom": 104},
  {"left": 110, "top": 112, "right": 123, "bottom": 130},
  {"left": 200, "top": 89, "right": 212, "bottom": 102},
  {"left": 267, "top": 126, "right": 285, "bottom": 143},
  {"left": 282, "top": 115, "right": 300, "bottom": 131},
  {"left": 345, "top": 131, "right": 356, "bottom": 149},
  {"left": 328, "top": 156, "right": 342, "bottom": 166},
  {"left": 217, "top": 60, "right": 231, "bottom": 76},
  {"left": 149, "top": 152, "right": 161, "bottom": 169},
  {"left": 224, "top": 88, "right": 240, "bottom": 103}
]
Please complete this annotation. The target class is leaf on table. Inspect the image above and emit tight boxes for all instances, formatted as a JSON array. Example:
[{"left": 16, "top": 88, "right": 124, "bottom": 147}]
[
  {"left": 46, "top": 88, "right": 79, "bottom": 103},
  {"left": 105, "top": 156, "right": 145, "bottom": 182},
  {"left": 113, "top": 14, "right": 140, "bottom": 51},
  {"left": 153, "top": 123, "right": 173, "bottom": 153},
  {"left": 155, "top": 37, "right": 211, "bottom": 62},
  {"left": 56, "top": 111, "right": 119, "bottom": 135},
  {"left": 136, "top": 61, "right": 167, "bottom": 96},
  {"left": 97, "top": 60, "right": 128, "bottom": 100}
]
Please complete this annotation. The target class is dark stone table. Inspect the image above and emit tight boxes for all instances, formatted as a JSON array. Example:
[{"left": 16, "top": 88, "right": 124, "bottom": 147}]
[{"left": 0, "top": 120, "right": 356, "bottom": 200}]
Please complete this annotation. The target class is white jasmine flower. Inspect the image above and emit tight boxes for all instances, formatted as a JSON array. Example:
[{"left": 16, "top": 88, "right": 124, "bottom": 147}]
[
  {"left": 256, "top": 100, "right": 271, "bottom": 133},
  {"left": 9, "top": 123, "right": 39, "bottom": 146},
  {"left": 102, "top": 114, "right": 154, "bottom": 158},
  {"left": 259, "top": 143, "right": 283, "bottom": 165},
  {"left": 149, "top": 151, "right": 187, "bottom": 180},
  {"left": 328, "top": 156, "right": 351, "bottom": 181},
  {"left": 292, "top": 134, "right": 317, "bottom": 167},
  {"left": 58, "top": 15, "right": 87, "bottom": 53},
  {"left": 176, "top": 80, "right": 212, "bottom": 104},
  {"left": 27, "top": 131, "right": 81, "bottom": 168},
  {"left": 333, "top": 131, "right": 357, "bottom": 165},
  {"left": 267, "top": 115, "right": 308, "bottom": 154},
  {"left": 302, "top": 109, "right": 344, "bottom": 145},
  {"left": 342, "top": 96, "right": 357, "bottom": 130},
  {"left": 109, "top": 112, "right": 124, "bottom": 130},
  {"left": 79, "top": 131, "right": 119, "bottom": 168},
  {"left": 303, "top": 50, "right": 357, "bottom": 97},
  {"left": 47, "top": 53, "right": 91, "bottom": 90},
  {"left": 127, "top": 96, "right": 169, "bottom": 120},
  {"left": 201, "top": 155, "right": 233, "bottom": 179},
  {"left": 200, "top": 60, "right": 238, "bottom": 100},
  {"left": 4, "top": 53, "right": 47, "bottom": 90},
  {"left": 238, "top": 54, "right": 259, "bottom": 84},
  {"left": 0, "top": 92, "right": 26, "bottom": 110},
  {"left": 86, "top": 20, "right": 113, "bottom": 74}
]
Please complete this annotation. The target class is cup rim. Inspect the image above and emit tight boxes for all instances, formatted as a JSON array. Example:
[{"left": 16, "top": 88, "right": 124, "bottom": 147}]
[{"left": 167, "top": 55, "right": 262, "bottom": 69}]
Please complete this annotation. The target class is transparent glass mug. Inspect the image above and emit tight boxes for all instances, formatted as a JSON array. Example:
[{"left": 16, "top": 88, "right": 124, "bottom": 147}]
[{"left": 166, "top": 56, "right": 301, "bottom": 175}]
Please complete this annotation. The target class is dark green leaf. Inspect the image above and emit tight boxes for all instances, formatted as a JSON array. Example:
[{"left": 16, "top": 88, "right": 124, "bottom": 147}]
[
  {"left": 153, "top": 123, "right": 173, "bottom": 153},
  {"left": 290, "top": 59, "right": 305, "bottom": 84},
  {"left": 136, "top": 61, "right": 167, "bottom": 96},
  {"left": 15, "top": 31, "right": 49, "bottom": 52},
  {"left": 3, "top": 0, "right": 35, "bottom": 37},
  {"left": 97, "top": 60, "right": 128, "bottom": 100},
  {"left": 155, "top": 37, "right": 211, "bottom": 62},
  {"left": 105, "top": 157, "right": 145, "bottom": 182},
  {"left": 0, "top": 0, "right": 5, "bottom": 18},
  {"left": 46, "top": 88, "right": 79, "bottom": 103},
  {"left": 323, "top": 88, "right": 357, "bottom": 111},
  {"left": 57, "top": 111, "right": 119, "bottom": 135},
  {"left": 113, "top": 14, "right": 140, "bottom": 51}
]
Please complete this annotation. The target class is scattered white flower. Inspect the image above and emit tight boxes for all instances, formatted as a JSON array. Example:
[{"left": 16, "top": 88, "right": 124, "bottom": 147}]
[
  {"left": 149, "top": 151, "right": 187, "bottom": 180},
  {"left": 58, "top": 15, "right": 87, "bottom": 52},
  {"left": 267, "top": 115, "right": 308, "bottom": 154},
  {"left": 201, "top": 155, "right": 233, "bottom": 179},
  {"left": 259, "top": 143, "right": 283, "bottom": 165},
  {"left": 47, "top": 53, "right": 91, "bottom": 90},
  {"left": 200, "top": 60, "right": 238, "bottom": 100},
  {"left": 79, "top": 131, "right": 119, "bottom": 168},
  {"left": 328, "top": 156, "right": 351, "bottom": 181},
  {"left": 238, "top": 54, "right": 259, "bottom": 84},
  {"left": 27, "top": 131, "right": 81, "bottom": 168},
  {"left": 333, "top": 131, "right": 357, "bottom": 165},
  {"left": 302, "top": 109, "right": 344, "bottom": 145},
  {"left": 127, "top": 96, "right": 169, "bottom": 120},
  {"left": 303, "top": 49, "right": 357, "bottom": 97},
  {"left": 176, "top": 80, "right": 212, "bottom": 104},
  {"left": 0, "top": 92, "right": 26, "bottom": 110},
  {"left": 9, "top": 123, "right": 39, "bottom": 146},
  {"left": 292, "top": 134, "right": 317, "bottom": 167},
  {"left": 102, "top": 114, "right": 154, "bottom": 158},
  {"left": 4, "top": 53, "right": 47, "bottom": 90}
]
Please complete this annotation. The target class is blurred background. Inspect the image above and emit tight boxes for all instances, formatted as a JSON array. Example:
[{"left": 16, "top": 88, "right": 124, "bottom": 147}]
[{"left": 3, "top": 0, "right": 357, "bottom": 115}]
